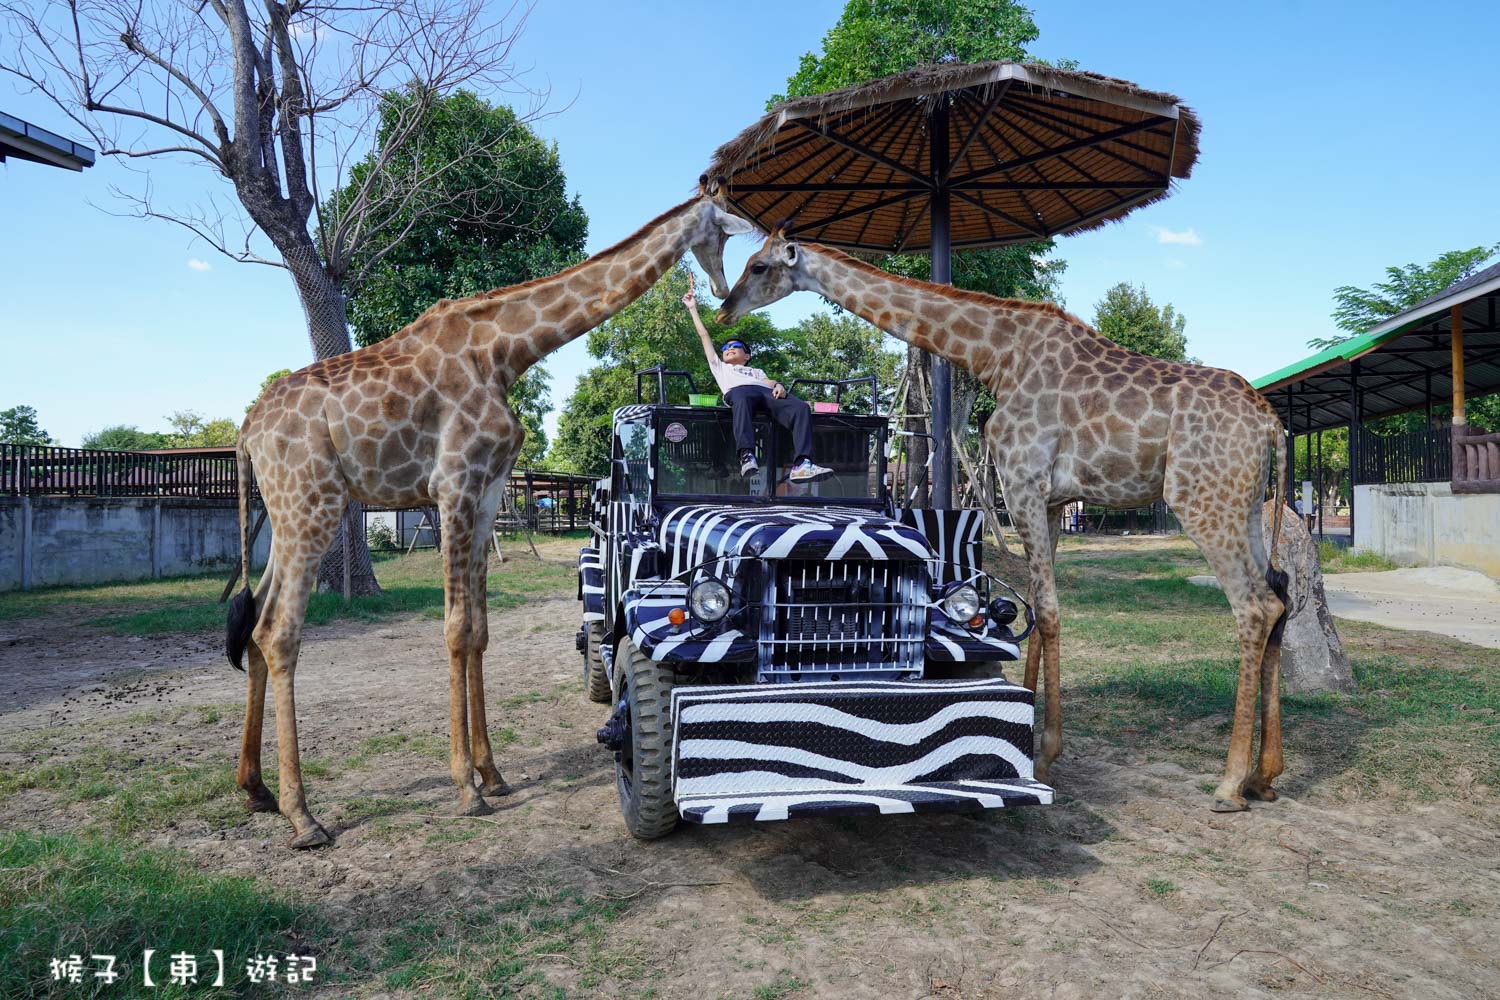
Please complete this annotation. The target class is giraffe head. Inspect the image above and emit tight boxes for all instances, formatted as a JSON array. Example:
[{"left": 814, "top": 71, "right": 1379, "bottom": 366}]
[
  {"left": 715, "top": 228, "right": 806, "bottom": 324},
  {"left": 692, "top": 174, "right": 758, "bottom": 298}
]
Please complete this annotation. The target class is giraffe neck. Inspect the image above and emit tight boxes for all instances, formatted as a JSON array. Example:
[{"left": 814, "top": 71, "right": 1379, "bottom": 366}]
[
  {"left": 432, "top": 197, "right": 707, "bottom": 385},
  {"left": 801, "top": 244, "right": 1056, "bottom": 384}
]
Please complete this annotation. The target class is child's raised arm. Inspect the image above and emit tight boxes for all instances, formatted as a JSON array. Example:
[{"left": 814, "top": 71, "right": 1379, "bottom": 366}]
[{"left": 682, "top": 283, "right": 717, "bottom": 366}]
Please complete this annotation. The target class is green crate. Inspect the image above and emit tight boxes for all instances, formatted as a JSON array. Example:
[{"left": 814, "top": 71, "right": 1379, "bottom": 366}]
[{"left": 688, "top": 393, "right": 720, "bottom": 407}]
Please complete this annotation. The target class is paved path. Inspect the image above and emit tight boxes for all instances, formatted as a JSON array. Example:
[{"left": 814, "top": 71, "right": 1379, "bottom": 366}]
[
  {"left": 1320, "top": 566, "right": 1500, "bottom": 650},
  {"left": 1190, "top": 565, "right": 1500, "bottom": 649}
]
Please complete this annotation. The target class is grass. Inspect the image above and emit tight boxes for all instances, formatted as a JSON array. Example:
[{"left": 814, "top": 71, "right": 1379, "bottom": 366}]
[
  {"left": 1056, "top": 536, "right": 1500, "bottom": 795},
  {"left": 1144, "top": 879, "right": 1178, "bottom": 897},
  {"left": 0, "top": 831, "right": 321, "bottom": 999},
  {"left": 0, "top": 546, "right": 579, "bottom": 637},
  {"left": 1318, "top": 541, "right": 1399, "bottom": 574},
  {"left": 373, "top": 885, "right": 633, "bottom": 996}
]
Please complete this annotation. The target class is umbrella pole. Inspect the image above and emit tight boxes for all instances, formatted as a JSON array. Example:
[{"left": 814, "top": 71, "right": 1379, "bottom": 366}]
[{"left": 929, "top": 98, "right": 954, "bottom": 510}]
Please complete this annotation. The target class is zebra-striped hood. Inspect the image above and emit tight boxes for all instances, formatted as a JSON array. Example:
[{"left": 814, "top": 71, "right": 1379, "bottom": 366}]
[{"left": 659, "top": 504, "right": 933, "bottom": 577}]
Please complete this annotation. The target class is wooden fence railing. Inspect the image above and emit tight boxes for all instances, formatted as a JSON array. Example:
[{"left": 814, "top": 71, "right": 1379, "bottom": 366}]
[
  {"left": 1, "top": 445, "right": 246, "bottom": 499},
  {"left": 1453, "top": 426, "right": 1500, "bottom": 493}
]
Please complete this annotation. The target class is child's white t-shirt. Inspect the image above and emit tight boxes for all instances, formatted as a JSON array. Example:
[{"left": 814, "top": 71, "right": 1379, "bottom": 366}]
[{"left": 708, "top": 357, "right": 770, "bottom": 395}]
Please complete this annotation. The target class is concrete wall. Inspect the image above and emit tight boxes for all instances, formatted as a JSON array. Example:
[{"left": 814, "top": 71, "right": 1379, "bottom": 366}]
[
  {"left": 0, "top": 496, "right": 270, "bottom": 592},
  {"left": 1354, "top": 483, "right": 1500, "bottom": 578}
]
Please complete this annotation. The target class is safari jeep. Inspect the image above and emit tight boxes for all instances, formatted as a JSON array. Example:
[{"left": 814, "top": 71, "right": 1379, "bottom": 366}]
[{"left": 575, "top": 368, "right": 1051, "bottom": 838}]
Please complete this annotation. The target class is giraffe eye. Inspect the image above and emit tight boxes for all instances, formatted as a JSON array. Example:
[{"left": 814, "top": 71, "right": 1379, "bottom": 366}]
[{"left": 750, "top": 263, "right": 768, "bottom": 275}]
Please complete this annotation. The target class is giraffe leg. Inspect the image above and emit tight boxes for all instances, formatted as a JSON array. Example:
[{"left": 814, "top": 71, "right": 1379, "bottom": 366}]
[
  {"left": 1175, "top": 508, "right": 1282, "bottom": 812},
  {"left": 257, "top": 544, "right": 333, "bottom": 848},
  {"left": 1244, "top": 632, "right": 1285, "bottom": 802},
  {"left": 1009, "top": 495, "right": 1064, "bottom": 782},
  {"left": 1021, "top": 508, "right": 1064, "bottom": 694},
  {"left": 236, "top": 640, "right": 277, "bottom": 813},
  {"left": 438, "top": 497, "right": 489, "bottom": 817},
  {"left": 1247, "top": 535, "right": 1290, "bottom": 801},
  {"left": 465, "top": 489, "right": 510, "bottom": 798}
]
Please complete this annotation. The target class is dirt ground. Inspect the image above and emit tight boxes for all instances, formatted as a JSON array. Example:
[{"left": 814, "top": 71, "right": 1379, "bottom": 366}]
[{"left": 3, "top": 537, "right": 1498, "bottom": 999}]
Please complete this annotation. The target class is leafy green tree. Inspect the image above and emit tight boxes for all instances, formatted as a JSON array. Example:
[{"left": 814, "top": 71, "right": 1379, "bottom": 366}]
[
  {"left": 784, "top": 313, "right": 904, "bottom": 413},
  {"left": 547, "top": 265, "right": 788, "bottom": 475},
  {"left": 773, "top": 0, "right": 1065, "bottom": 495},
  {"left": 1310, "top": 244, "right": 1499, "bottom": 350},
  {"left": 510, "top": 368, "right": 551, "bottom": 468},
  {"left": 0, "top": 406, "right": 53, "bottom": 445},
  {"left": 771, "top": 0, "right": 1040, "bottom": 105},
  {"left": 330, "top": 88, "right": 587, "bottom": 469},
  {"left": 1092, "top": 282, "right": 1191, "bottom": 362},
  {"left": 164, "top": 411, "right": 238, "bottom": 447},
  {"left": 336, "top": 89, "right": 588, "bottom": 347},
  {"left": 81, "top": 425, "right": 172, "bottom": 451}
]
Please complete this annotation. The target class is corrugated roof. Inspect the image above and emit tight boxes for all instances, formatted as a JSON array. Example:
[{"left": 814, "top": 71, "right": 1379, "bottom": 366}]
[{"left": 1255, "top": 266, "right": 1500, "bottom": 435}]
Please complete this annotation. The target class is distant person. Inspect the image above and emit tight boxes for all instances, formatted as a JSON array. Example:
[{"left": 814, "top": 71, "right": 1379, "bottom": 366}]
[{"left": 683, "top": 284, "right": 832, "bottom": 483}]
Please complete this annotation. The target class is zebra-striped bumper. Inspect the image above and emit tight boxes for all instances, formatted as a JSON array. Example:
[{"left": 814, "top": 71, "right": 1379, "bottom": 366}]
[{"left": 670, "top": 678, "right": 1053, "bottom": 824}]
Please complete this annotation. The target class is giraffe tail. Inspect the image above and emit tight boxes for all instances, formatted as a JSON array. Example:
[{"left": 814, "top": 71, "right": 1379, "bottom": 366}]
[
  {"left": 1265, "top": 419, "right": 1291, "bottom": 646},
  {"left": 226, "top": 440, "right": 260, "bottom": 671}
]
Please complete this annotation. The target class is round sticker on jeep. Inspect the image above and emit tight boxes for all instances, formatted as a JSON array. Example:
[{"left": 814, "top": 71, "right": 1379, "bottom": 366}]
[{"left": 664, "top": 422, "right": 688, "bottom": 443}]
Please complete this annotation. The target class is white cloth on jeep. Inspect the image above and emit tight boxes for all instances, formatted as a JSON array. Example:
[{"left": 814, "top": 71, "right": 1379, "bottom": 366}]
[{"left": 708, "top": 357, "right": 771, "bottom": 395}]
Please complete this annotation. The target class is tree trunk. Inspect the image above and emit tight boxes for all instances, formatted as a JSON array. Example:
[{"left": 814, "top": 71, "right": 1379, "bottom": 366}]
[
  {"left": 1262, "top": 502, "right": 1355, "bottom": 694},
  {"left": 281, "top": 239, "right": 383, "bottom": 597}
]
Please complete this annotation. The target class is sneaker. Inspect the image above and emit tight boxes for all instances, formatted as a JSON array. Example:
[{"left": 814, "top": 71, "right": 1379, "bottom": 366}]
[
  {"left": 740, "top": 453, "right": 760, "bottom": 477},
  {"left": 788, "top": 459, "right": 833, "bottom": 483}
]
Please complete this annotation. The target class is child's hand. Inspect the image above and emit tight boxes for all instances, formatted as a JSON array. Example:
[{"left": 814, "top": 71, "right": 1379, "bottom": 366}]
[{"left": 681, "top": 287, "right": 696, "bottom": 308}]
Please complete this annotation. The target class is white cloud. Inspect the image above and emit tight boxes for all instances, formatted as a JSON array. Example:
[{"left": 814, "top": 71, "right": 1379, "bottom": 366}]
[
  {"left": 187, "top": 258, "right": 212, "bottom": 272},
  {"left": 1153, "top": 226, "right": 1202, "bottom": 246}
]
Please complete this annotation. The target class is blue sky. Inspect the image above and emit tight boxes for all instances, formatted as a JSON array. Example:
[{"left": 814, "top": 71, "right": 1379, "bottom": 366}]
[{"left": 3, "top": 1, "right": 1496, "bottom": 448}]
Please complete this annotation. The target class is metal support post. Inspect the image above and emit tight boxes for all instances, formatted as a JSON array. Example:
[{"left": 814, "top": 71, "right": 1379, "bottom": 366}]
[{"left": 929, "top": 97, "right": 953, "bottom": 510}]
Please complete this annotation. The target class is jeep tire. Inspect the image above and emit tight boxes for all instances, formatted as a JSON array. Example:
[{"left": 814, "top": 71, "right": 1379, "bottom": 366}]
[
  {"left": 583, "top": 622, "right": 610, "bottom": 703},
  {"left": 615, "top": 637, "right": 678, "bottom": 839}
]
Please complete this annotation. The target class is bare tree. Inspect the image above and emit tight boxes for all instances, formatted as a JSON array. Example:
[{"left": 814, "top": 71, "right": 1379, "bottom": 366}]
[{"left": 3, "top": 0, "right": 547, "bottom": 595}]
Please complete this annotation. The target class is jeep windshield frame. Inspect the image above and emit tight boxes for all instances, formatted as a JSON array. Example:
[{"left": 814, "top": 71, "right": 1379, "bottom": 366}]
[{"left": 643, "top": 406, "right": 889, "bottom": 508}]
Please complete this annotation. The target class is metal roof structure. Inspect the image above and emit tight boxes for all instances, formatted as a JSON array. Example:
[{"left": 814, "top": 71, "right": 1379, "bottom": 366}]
[
  {"left": 0, "top": 111, "right": 95, "bottom": 171},
  {"left": 1254, "top": 259, "right": 1500, "bottom": 435}
]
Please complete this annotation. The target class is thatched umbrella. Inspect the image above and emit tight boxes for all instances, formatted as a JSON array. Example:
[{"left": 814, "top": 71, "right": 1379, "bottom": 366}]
[{"left": 706, "top": 61, "right": 1200, "bottom": 507}]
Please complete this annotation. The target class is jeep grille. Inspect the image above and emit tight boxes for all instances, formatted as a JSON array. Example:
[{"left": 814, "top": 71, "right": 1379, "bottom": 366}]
[{"left": 757, "top": 560, "right": 924, "bottom": 680}]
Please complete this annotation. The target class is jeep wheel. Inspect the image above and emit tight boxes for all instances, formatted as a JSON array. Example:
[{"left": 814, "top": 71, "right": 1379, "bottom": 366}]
[
  {"left": 615, "top": 637, "right": 678, "bottom": 839},
  {"left": 583, "top": 622, "right": 611, "bottom": 703}
]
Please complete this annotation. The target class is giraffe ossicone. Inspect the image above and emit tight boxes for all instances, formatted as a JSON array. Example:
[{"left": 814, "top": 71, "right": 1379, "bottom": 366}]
[
  {"left": 720, "top": 230, "right": 1291, "bottom": 813},
  {"left": 225, "top": 181, "right": 754, "bottom": 848}
]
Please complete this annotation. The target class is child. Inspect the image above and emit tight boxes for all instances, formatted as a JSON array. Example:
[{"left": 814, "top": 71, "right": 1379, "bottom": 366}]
[{"left": 682, "top": 284, "right": 832, "bottom": 483}]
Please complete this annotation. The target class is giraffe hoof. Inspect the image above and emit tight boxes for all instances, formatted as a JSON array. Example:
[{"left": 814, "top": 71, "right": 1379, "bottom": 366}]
[
  {"left": 243, "top": 791, "right": 279, "bottom": 813},
  {"left": 288, "top": 824, "right": 332, "bottom": 849},
  {"left": 454, "top": 794, "right": 493, "bottom": 818},
  {"left": 480, "top": 779, "right": 512, "bottom": 798},
  {"left": 1211, "top": 796, "right": 1249, "bottom": 813},
  {"left": 1244, "top": 783, "right": 1278, "bottom": 802}
]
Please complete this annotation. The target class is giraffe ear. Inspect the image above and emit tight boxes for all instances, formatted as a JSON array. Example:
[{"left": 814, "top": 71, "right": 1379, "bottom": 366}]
[
  {"left": 715, "top": 207, "right": 756, "bottom": 236},
  {"left": 780, "top": 242, "right": 799, "bottom": 267}
]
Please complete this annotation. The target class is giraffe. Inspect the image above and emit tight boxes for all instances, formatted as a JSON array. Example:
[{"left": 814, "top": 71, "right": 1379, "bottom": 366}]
[
  {"left": 718, "top": 232, "right": 1290, "bottom": 812},
  {"left": 226, "top": 179, "right": 756, "bottom": 848}
]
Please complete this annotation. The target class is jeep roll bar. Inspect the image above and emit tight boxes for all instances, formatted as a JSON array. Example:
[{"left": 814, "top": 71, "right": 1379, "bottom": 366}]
[
  {"left": 787, "top": 376, "right": 880, "bottom": 416},
  {"left": 635, "top": 365, "right": 699, "bottom": 404}
]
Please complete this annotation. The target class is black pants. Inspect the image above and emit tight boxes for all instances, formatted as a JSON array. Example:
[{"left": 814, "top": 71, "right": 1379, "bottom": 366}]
[{"left": 725, "top": 385, "right": 813, "bottom": 461}]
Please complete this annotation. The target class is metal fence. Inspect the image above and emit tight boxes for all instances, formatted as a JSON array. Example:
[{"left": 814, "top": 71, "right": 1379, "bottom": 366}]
[
  {"left": 1353, "top": 426, "right": 1452, "bottom": 485},
  {"left": 1, "top": 444, "right": 245, "bottom": 499}
]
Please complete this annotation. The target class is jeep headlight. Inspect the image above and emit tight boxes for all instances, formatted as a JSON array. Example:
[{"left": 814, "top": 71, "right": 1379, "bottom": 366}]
[
  {"left": 942, "top": 584, "right": 981, "bottom": 623},
  {"left": 688, "top": 578, "right": 731, "bottom": 623}
]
